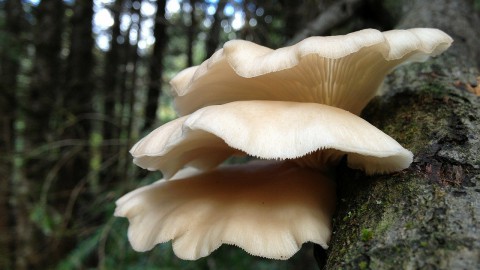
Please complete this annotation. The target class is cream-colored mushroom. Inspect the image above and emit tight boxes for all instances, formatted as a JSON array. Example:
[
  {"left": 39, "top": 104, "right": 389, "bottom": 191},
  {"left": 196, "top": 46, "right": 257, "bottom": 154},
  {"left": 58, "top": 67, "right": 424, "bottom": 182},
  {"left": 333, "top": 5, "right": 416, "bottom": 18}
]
[
  {"left": 117, "top": 28, "right": 453, "bottom": 262},
  {"left": 115, "top": 161, "right": 336, "bottom": 260},
  {"left": 172, "top": 28, "right": 452, "bottom": 115},
  {"left": 131, "top": 100, "right": 413, "bottom": 178}
]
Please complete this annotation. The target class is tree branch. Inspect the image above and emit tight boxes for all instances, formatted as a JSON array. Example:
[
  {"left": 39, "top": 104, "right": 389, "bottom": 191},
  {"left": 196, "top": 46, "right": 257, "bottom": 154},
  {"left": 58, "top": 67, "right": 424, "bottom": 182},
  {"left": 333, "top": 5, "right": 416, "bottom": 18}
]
[{"left": 286, "top": 0, "right": 363, "bottom": 45}]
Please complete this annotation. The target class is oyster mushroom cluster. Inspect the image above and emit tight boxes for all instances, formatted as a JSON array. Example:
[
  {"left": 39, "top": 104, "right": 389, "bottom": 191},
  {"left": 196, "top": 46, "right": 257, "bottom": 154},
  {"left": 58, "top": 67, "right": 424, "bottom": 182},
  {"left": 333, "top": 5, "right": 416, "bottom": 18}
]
[{"left": 115, "top": 28, "right": 452, "bottom": 260}]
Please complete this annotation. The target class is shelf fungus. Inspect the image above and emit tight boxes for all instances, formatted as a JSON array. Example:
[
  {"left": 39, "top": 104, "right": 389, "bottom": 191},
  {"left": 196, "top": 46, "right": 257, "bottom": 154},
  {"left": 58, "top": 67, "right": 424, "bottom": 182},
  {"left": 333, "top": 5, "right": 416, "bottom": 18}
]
[
  {"left": 115, "top": 161, "right": 335, "bottom": 260},
  {"left": 172, "top": 28, "right": 452, "bottom": 115},
  {"left": 115, "top": 28, "right": 452, "bottom": 260}
]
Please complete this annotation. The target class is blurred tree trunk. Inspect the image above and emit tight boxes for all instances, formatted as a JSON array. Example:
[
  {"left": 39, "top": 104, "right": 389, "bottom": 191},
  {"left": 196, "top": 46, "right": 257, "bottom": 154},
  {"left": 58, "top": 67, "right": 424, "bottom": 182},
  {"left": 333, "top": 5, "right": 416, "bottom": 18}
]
[
  {"left": 205, "top": 0, "right": 226, "bottom": 58},
  {"left": 286, "top": 0, "right": 364, "bottom": 45},
  {"left": 0, "top": 1, "right": 25, "bottom": 269},
  {"left": 118, "top": 1, "right": 142, "bottom": 180},
  {"left": 102, "top": 0, "right": 124, "bottom": 183},
  {"left": 186, "top": 0, "right": 197, "bottom": 67},
  {"left": 53, "top": 0, "right": 94, "bottom": 260},
  {"left": 61, "top": 0, "right": 94, "bottom": 186},
  {"left": 279, "top": 0, "right": 300, "bottom": 40},
  {"left": 323, "top": 0, "right": 480, "bottom": 269},
  {"left": 143, "top": 0, "right": 167, "bottom": 132},
  {"left": 19, "top": 1, "right": 64, "bottom": 269}
]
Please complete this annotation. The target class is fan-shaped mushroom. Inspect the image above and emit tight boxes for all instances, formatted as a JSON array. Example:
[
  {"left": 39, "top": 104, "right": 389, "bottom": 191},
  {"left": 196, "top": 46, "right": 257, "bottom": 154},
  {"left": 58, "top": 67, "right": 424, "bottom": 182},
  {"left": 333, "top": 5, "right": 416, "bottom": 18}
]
[
  {"left": 115, "top": 161, "right": 335, "bottom": 260},
  {"left": 131, "top": 100, "right": 413, "bottom": 178},
  {"left": 116, "top": 28, "right": 452, "bottom": 261},
  {"left": 172, "top": 28, "right": 452, "bottom": 115}
]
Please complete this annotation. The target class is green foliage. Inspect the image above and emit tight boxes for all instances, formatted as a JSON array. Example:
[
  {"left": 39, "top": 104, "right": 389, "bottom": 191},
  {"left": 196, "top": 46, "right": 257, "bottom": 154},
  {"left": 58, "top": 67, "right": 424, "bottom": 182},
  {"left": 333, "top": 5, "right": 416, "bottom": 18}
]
[
  {"left": 56, "top": 228, "right": 102, "bottom": 270},
  {"left": 30, "top": 203, "right": 62, "bottom": 236}
]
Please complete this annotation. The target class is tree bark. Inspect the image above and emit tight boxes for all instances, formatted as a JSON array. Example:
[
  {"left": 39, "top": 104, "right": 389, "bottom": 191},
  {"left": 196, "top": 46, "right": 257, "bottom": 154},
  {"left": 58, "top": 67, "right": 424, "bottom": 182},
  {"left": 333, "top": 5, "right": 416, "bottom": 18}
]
[
  {"left": 143, "top": 0, "right": 168, "bottom": 132},
  {"left": 324, "top": 0, "right": 480, "bottom": 269}
]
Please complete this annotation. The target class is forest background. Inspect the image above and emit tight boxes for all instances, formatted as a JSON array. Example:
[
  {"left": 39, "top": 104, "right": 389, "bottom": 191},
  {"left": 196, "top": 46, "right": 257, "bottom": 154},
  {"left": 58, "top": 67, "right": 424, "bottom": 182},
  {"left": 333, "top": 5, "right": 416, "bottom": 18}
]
[{"left": 1, "top": 0, "right": 479, "bottom": 269}]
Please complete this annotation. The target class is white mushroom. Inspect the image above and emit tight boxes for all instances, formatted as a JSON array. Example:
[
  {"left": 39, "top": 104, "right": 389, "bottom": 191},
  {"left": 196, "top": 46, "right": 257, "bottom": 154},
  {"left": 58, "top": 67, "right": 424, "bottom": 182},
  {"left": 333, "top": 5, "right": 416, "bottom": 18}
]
[
  {"left": 131, "top": 100, "right": 413, "bottom": 178},
  {"left": 115, "top": 161, "right": 336, "bottom": 260},
  {"left": 117, "top": 28, "right": 453, "bottom": 261},
  {"left": 172, "top": 28, "right": 452, "bottom": 115}
]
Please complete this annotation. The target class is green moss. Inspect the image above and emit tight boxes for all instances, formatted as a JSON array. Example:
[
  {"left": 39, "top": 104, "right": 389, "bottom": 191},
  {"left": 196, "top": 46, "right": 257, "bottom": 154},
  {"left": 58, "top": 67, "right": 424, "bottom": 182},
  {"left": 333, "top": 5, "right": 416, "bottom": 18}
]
[
  {"left": 420, "top": 241, "right": 428, "bottom": 247},
  {"left": 418, "top": 80, "right": 446, "bottom": 95},
  {"left": 361, "top": 228, "right": 374, "bottom": 242},
  {"left": 376, "top": 215, "right": 393, "bottom": 234},
  {"left": 342, "top": 211, "right": 353, "bottom": 222},
  {"left": 358, "top": 203, "right": 369, "bottom": 216},
  {"left": 358, "top": 261, "right": 368, "bottom": 270},
  {"left": 405, "top": 221, "right": 414, "bottom": 230}
]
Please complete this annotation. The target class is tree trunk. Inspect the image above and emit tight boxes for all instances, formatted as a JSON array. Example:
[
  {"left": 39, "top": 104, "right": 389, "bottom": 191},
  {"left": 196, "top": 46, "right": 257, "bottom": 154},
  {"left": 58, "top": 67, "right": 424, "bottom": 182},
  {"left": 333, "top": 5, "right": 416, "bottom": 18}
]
[
  {"left": 286, "top": 0, "right": 364, "bottom": 45},
  {"left": 205, "top": 0, "right": 226, "bottom": 59},
  {"left": 324, "top": 0, "right": 480, "bottom": 269},
  {"left": 18, "top": 1, "right": 64, "bottom": 269},
  {"left": 186, "top": 0, "right": 197, "bottom": 67},
  {"left": 0, "top": 1, "right": 25, "bottom": 268},
  {"left": 62, "top": 0, "right": 94, "bottom": 186},
  {"left": 52, "top": 0, "right": 94, "bottom": 262},
  {"left": 118, "top": 1, "right": 142, "bottom": 182},
  {"left": 102, "top": 0, "right": 124, "bottom": 183},
  {"left": 143, "top": 0, "right": 168, "bottom": 132}
]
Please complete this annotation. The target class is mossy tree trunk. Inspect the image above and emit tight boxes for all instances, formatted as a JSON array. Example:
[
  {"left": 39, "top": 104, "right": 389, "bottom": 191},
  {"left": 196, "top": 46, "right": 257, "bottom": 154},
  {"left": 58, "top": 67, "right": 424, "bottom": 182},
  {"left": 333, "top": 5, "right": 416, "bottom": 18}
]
[{"left": 324, "top": 0, "right": 480, "bottom": 269}]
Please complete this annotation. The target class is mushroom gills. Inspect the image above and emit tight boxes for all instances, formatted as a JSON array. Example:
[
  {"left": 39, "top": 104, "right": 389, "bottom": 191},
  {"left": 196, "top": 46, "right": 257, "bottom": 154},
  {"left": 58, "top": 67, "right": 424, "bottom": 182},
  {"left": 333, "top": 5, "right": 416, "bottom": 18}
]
[{"left": 131, "top": 100, "right": 413, "bottom": 178}]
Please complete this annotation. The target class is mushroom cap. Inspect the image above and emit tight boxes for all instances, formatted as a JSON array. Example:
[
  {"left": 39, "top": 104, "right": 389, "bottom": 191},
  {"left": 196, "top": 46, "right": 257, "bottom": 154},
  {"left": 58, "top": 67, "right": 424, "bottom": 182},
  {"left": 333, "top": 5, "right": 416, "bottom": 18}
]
[
  {"left": 172, "top": 28, "right": 452, "bottom": 115},
  {"left": 130, "top": 114, "right": 242, "bottom": 179},
  {"left": 131, "top": 100, "right": 413, "bottom": 178},
  {"left": 114, "top": 161, "right": 336, "bottom": 260}
]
